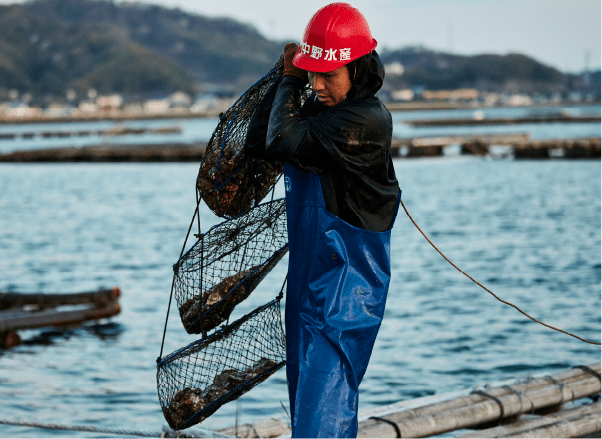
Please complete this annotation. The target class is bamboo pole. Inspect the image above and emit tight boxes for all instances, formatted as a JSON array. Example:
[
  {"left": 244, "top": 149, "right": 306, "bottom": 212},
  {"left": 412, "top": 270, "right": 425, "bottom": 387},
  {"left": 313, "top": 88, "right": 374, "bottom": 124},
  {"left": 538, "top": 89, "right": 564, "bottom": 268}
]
[
  {"left": 357, "top": 363, "right": 600, "bottom": 438},
  {"left": 358, "top": 377, "right": 600, "bottom": 437},
  {"left": 217, "top": 364, "right": 600, "bottom": 438},
  {"left": 457, "top": 400, "right": 601, "bottom": 437},
  {"left": 218, "top": 417, "right": 289, "bottom": 438},
  {"left": 358, "top": 364, "right": 600, "bottom": 428},
  {"left": 0, "top": 301, "right": 121, "bottom": 332},
  {"left": 0, "top": 287, "right": 120, "bottom": 309}
]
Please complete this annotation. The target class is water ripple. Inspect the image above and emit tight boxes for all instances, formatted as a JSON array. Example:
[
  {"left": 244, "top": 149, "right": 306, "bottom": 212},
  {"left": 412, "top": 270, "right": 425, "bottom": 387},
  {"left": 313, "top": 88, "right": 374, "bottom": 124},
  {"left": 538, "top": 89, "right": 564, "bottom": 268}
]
[{"left": 0, "top": 159, "right": 599, "bottom": 435}]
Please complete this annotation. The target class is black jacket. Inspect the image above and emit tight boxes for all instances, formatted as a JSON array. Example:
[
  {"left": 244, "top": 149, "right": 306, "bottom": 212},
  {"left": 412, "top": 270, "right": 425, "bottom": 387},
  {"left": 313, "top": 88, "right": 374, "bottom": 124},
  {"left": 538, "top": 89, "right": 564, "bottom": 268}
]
[{"left": 244, "top": 51, "right": 399, "bottom": 232}]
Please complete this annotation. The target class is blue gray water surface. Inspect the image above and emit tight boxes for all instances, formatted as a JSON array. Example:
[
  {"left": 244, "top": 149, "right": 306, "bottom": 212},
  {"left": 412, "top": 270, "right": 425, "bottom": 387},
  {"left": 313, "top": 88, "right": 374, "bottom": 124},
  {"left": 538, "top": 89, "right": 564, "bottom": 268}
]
[{"left": 0, "top": 135, "right": 600, "bottom": 437}]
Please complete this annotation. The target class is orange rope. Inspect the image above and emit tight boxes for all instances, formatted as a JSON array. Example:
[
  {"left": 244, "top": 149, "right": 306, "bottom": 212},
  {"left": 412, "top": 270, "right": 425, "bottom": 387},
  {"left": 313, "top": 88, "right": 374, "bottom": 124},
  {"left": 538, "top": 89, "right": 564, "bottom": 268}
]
[{"left": 400, "top": 198, "right": 601, "bottom": 346}]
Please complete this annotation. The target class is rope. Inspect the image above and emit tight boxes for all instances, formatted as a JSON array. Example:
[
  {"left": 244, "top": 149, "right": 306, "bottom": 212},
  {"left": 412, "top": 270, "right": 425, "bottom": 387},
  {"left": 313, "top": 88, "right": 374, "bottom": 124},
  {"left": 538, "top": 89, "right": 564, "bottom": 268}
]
[
  {"left": 501, "top": 385, "right": 526, "bottom": 413},
  {"left": 0, "top": 417, "right": 229, "bottom": 438},
  {"left": 471, "top": 389, "right": 505, "bottom": 423},
  {"left": 543, "top": 376, "right": 566, "bottom": 405},
  {"left": 573, "top": 365, "right": 602, "bottom": 381},
  {"left": 159, "top": 201, "right": 202, "bottom": 362},
  {"left": 399, "top": 198, "right": 601, "bottom": 346}
]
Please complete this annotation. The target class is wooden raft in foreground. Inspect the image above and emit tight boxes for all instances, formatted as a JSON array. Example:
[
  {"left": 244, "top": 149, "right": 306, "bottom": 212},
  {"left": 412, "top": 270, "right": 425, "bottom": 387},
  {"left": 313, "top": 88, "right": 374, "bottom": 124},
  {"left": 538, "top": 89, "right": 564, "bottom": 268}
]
[
  {"left": 216, "top": 362, "right": 601, "bottom": 438},
  {"left": 0, "top": 287, "right": 121, "bottom": 348}
]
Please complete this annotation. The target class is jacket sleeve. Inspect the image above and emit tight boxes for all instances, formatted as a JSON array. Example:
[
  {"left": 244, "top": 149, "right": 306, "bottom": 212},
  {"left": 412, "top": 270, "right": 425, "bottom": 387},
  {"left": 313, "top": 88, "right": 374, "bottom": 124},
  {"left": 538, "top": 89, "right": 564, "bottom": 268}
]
[
  {"left": 243, "top": 75, "right": 283, "bottom": 161},
  {"left": 265, "top": 76, "right": 391, "bottom": 174}
]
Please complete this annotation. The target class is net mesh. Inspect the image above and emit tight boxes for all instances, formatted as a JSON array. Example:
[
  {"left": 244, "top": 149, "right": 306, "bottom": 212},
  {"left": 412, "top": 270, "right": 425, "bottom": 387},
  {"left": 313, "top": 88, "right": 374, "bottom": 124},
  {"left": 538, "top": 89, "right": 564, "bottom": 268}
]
[
  {"left": 158, "top": 60, "right": 290, "bottom": 430},
  {"left": 174, "top": 198, "right": 288, "bottom": 335},
  {"left": 197, "top": 57, "right": 284, "bottom": 219},
  {"left": 157, "top": 295, "right": 286, "bottom": 430}
]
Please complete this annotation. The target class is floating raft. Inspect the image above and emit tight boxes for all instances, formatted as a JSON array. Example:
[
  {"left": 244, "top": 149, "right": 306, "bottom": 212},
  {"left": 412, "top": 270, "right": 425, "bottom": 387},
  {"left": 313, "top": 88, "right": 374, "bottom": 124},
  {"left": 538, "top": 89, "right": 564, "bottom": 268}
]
[
  {"left": 0, "top": 110, "right": 222, "bottom": 125},
  {"left": 0, "top": 125, "right": 181, "bottom": 140},
  {"left": 216, "top": 362, "right": 601, "bottom": 438},
  {"left": 391, "top": 135, "right": 601, "bottom": 159},
  {"left": 513, "top": 138, "right": 601, "bottom": 159},
  {"left": 406, "top": 114, "right": 601, "bottom": 127},
  {"left": 0, "top": 143, "right": 206, "bottom": 162},
  {"left": 0, "top": 287, "right": 121, "bottom": 348},
  {"left": 391, "top": 133, "right": 530, "bottom": 157},
  {"left": 0, "top": 136, "right": 599, "bottom": 162}
]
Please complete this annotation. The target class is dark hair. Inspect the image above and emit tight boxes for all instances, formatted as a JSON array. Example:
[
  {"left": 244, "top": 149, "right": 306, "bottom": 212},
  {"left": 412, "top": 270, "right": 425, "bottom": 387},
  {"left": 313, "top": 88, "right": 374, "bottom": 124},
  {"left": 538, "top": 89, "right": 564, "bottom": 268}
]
[
  {"left": 345, "top": 51, "right": 383, "bottom": 101},
  {"left": 346, "top": 60, "right": 357, "bottom": 84}
]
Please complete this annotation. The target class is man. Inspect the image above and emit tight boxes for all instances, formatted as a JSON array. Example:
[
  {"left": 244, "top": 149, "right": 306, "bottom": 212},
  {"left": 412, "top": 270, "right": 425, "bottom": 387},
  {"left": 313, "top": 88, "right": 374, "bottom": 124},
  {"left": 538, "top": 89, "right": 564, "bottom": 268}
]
[{"left": 245, "top": 3, "right": 400, "bottom": 437}]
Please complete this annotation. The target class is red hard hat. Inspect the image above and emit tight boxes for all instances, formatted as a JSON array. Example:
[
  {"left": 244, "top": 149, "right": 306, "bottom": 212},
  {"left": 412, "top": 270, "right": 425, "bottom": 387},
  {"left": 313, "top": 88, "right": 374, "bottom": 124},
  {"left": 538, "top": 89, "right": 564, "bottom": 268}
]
[{"left": 293, "top": 2, "right": 378, "bottom": 73}]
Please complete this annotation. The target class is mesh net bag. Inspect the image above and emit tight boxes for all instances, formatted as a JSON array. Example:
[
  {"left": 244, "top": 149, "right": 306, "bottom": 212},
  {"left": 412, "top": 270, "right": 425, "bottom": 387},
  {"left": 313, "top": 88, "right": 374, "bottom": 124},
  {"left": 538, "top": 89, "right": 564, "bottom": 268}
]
[
  {"left": 157, "top": 294, "right": 286, "bottom": 430},
  {"left": 197, "top": 57, "right": 284, "bottom": 218},
  {"left": 157, "top": 61, "right": 291, "bottom": 429},
  {"left": 174, "top": 198, "right": 288, "bottom": 335}
]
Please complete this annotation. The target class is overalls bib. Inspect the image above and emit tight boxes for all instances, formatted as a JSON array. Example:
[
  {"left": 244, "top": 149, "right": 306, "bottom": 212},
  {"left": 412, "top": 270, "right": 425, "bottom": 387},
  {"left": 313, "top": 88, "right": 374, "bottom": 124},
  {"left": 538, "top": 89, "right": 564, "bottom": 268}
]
[{"left": 283, "top": 164, "right": 399, "bottom": 438}]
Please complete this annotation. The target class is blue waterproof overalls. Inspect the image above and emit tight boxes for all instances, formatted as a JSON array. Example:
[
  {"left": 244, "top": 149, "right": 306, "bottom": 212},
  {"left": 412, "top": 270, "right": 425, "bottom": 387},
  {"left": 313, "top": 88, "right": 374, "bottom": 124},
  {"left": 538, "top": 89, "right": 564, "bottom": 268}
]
[{"left": 283, "top": 163, "right": 399, "bottom": 438}]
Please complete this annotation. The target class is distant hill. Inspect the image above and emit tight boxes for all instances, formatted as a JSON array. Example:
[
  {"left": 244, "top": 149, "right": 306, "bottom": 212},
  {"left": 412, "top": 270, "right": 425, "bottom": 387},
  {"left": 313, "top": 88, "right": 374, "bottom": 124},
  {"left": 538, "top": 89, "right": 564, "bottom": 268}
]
[
  {"left": 24, "top": 0, "right": 283, "bottom": 86},
  {"left": 0, "top": 0, "right": 593, "bottom": 102},
  {"left": 0, "top": 0, "right": 281, "bottom": 100},
  {"left": 0, "top": 1, "right": 197, "bottom": 98},
  {"left": 379, "top": 47, "right": 568, "bottom": 95}
]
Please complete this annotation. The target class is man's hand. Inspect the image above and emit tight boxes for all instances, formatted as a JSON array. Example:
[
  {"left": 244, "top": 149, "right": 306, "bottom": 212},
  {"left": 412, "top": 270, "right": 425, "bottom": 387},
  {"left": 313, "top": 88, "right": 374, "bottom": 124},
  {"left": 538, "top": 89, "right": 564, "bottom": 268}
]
[{"left": 283, "top": 42, "right": 308, "bottom": 83}]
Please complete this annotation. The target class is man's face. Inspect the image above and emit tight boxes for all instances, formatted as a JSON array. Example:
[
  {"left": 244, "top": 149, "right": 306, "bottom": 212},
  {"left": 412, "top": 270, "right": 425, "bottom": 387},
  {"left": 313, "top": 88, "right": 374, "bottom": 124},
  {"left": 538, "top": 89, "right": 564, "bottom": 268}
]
[{"left": 308, "top": 65, "right": 352, "bottom": 107}]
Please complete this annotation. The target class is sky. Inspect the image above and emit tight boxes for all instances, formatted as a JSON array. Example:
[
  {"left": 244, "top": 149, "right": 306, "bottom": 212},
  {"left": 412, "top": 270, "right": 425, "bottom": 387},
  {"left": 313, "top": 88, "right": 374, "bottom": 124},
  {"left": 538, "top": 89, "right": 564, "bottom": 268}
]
[{"left": 3, "top": 0, "right": 600, "bottom": 73}]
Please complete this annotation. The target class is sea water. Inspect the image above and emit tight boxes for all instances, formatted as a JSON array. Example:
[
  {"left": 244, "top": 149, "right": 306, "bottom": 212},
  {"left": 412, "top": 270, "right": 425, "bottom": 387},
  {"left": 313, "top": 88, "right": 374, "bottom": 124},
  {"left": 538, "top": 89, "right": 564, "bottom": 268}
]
[{"left": 0, "top": 156, "right": 599, "bottom": 437}]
